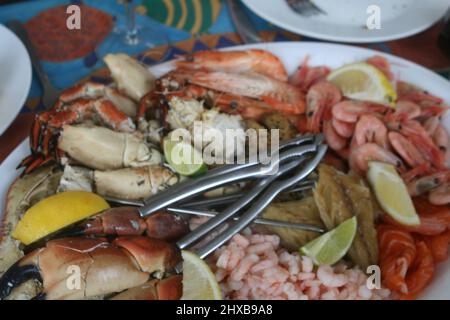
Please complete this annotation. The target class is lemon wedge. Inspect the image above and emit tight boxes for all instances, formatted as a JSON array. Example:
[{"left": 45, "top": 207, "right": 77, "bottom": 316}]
[
  {"left": 12, "top": 191, "right": 110, "bottom": 245},
  {"left": 181, "top": 250, "right": 222, "bottom": 300},
  {"left": 367, "top": 161, "right": 420, "bottom": 226},
  {"left": 327, "top": 62, "right": 397, "bottom": 106},
  {"left": 300, "top": 217, "right": 357, "bottom": 266}
]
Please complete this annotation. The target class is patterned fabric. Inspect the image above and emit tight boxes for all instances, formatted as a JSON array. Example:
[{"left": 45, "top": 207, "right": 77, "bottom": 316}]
[{"left": 143, "top": 0, "right": 221, "bottom": 34}]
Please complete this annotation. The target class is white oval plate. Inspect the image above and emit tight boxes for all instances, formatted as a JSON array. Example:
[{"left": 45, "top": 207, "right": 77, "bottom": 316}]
[
  {"left": 242, "top": 0, "right": 449, "bottom": 43},
  {"left": 0, "top": 24, "right": 32, "bottom": 136},
  {"left": 1, "top": 42, "right": 449, "bottom": 299}
]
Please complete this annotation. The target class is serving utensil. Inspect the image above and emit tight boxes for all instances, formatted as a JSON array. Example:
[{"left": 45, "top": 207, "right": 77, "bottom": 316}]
[
  {"left": 176, "top": 144, "right": 327, "bottom": 271},
  {"left": 138, "top": 134, "right": 319, "bottom": 217},
  {"left": 286, "top": 0, "right": 326, "bottom": 17},
  {"left": 6, "top": 20, "right": 61, "bottom": 110}
]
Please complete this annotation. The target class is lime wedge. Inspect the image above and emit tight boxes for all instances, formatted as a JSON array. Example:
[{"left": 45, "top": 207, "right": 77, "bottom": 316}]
[
  {"left": 300, "top": 217, "right": 357, "bottom": 266},
  {"left": 327, "top": 62, "right": 397, "bottom": 106},
  {"left": 367, "top": 161, "right": 420, "bottom": 226},
  {"left": 163, "top": 136, "right": 207, "bottom": 176},
  {"left": 181, "top": 250, "right": 222, "bottom": 300}
]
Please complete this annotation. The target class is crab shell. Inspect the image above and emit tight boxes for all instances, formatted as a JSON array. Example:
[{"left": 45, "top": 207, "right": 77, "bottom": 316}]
[
  {"left": 0, "top": 165, "right": 62, "bottom": 300},
  {"left": 2, "top": 236, "right": 181, "bottom": 300}
]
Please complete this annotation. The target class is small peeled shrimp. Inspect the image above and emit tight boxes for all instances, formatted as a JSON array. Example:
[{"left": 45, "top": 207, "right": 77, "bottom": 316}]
[
  {"left": 351, "top": 114, "right": 389, "bottom": 149},
  {"left": 317, "top": 265, "right": 348, "bottom": 288},
  {"left": 388, "top": 131, "right": 427, "bottom": 167},
  {"left": 176, "top": 49, "right": 288, "bottom": 82},
  {"left": 306, "top": 81, "right": 342, "bottom": 133},
  {"left": 349, "top": 143, "right": 403, "bottom": 174}
]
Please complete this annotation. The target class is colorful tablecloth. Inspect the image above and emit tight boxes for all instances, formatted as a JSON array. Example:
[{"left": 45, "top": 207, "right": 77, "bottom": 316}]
[{"left": 0, "top": 0, "right": 449, "bottom": 163}]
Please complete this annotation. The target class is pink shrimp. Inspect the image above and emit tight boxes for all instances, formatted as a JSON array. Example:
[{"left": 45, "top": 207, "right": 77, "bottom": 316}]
[
  {"left": 388, "top": 131, "right": 427, "bottom": 167},
  {"left": 393, "top": 121, "right": 445, "bottom": 169},
  {"left": 332, "top": 117, "right": 355, "bottom": 138},
  {"left": 323, "top": 120, "right": 347, "bottom": 151},
  {"left": 290, "top": 56, "right": 331, "bottom": 91},
  {"left": 351, "top": 114, "right": 389, "bottom": 149},
  {"left": 428, "top": 182, "right": 450, "bottom": 206},
  {"left": 306, "top": 81, "right": 342, "bottom": 133},
  {"left": 366, "top": 56, "right": 394, "bottom": 81},
  {"left": 385, "top": 100, "right": 421, "bottom": 123},
  {"left": 349, "top": 143, "right": 403, "bottom": 174},
  {"left": 405, "top": 170, "right": 450, "bottom": 197},
  {"left": 331, "top": 100, "right": 386, "bottom": 123}
]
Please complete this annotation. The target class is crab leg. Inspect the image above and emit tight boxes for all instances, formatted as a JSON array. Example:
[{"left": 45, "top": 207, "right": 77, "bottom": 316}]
[{"left": 59, "top": 82, "right": 138, "bottom": 117}]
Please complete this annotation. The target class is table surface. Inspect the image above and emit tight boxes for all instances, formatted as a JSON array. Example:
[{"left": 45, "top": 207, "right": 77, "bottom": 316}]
[{"left": 0, "top": 0, "right": 449, "bottom": 165}]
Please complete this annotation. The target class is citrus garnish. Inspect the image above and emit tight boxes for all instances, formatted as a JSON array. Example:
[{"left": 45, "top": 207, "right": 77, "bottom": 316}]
[
  {"left": 12, "top": 191, "right": 110, "bottom": 245},
  {"left": 300, "top": 217, "right": 357, "bottom": 265},
  {"left": 327, "top": 62, "right": 397, "bottom": 106},
  {"left": 181, "top": 250, "right": 222, "bottom": 300},
  {"left": 367, "top": 161, "right": 420, "bottom": 226}
]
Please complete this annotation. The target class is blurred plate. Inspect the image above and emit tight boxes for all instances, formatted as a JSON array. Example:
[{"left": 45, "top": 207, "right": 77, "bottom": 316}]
[
  {"left": 242, "top": 0, "right": 449, "bottom": 43},
  {"left": 0, "top": 24, "right": 32, "bottom": 135}
]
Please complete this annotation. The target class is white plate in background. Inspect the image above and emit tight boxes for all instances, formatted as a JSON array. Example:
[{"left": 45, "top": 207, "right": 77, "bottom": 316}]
[
  {"left": 242, "top": 0, "right": 449, "bottom": 43},
  {"left": 0, "top": 24, "right": 31, "bottom": 136}
]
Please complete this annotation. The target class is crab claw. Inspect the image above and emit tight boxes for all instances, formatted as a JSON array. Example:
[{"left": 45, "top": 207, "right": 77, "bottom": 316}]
[
  {"left": 111, "top": 275, "right": 182, "bottom": 300},
  {"left": 113, "top": 236, "right": 181, "bottom": 278},
  {"left": 0, "top": 255, "right": 42, "bottom": 300}
]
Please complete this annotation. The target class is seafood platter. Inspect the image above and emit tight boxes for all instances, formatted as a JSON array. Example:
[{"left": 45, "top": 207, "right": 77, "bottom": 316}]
[{"left": 0, "top": 42, "right": 450, "bottom": 300}]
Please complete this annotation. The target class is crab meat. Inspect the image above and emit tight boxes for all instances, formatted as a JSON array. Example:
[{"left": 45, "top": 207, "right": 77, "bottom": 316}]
[
  {"left": 58, "top": 125, "right": 162, "bottom": 171},
  {"left": 166, "top": 97, "right": 246, "bottom": 163},
  {"left": 104, "top": 53, "right": 156, "bottom": 102}
]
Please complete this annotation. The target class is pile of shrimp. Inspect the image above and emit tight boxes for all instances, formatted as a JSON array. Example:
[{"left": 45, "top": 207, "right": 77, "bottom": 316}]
[
  {"left": 378, "top": 198, "right": 450, "bottom": 299},
  {"left": 209, "top": 228, "right": 391, "bottom": 300},
  {"left": 294, "top": 56, "right": 450, "bottom": 207},
  {"left": 292, "top": 56, "right": 450, "bottom": 299}
]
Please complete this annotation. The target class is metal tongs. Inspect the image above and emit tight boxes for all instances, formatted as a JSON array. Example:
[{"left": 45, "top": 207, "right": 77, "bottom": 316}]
[
  {"left": 138, "top": 134, "right": 320, "bottom": 217},
  {"left": 131, "top": 134, "right": 327, "bottom": 269}
]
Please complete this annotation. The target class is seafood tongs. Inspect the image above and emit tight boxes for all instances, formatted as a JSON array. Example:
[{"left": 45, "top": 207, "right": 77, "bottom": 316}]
[
  {"left": 138, "top": 134, "right": 320, "bottom": 217},
  {"left": 175, "top": 143, "right": 327, "bottom": 272}
]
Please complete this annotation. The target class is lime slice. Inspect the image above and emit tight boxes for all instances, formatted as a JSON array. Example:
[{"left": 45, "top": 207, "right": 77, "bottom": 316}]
[
  {"left": 181, "top": 250, "right": 222, "bottom": 300},
  {"left": 163, "top": 136, "right": 207, "bottom": 176},
  {"left": 327, "top": 62, "right": 397, "bottom": 106},
  {"left": 300, "top": 217, "right": 357, "bottom": 266},
  {"left": 367, "top": 161, "right": 420, "bottom": 226}
]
